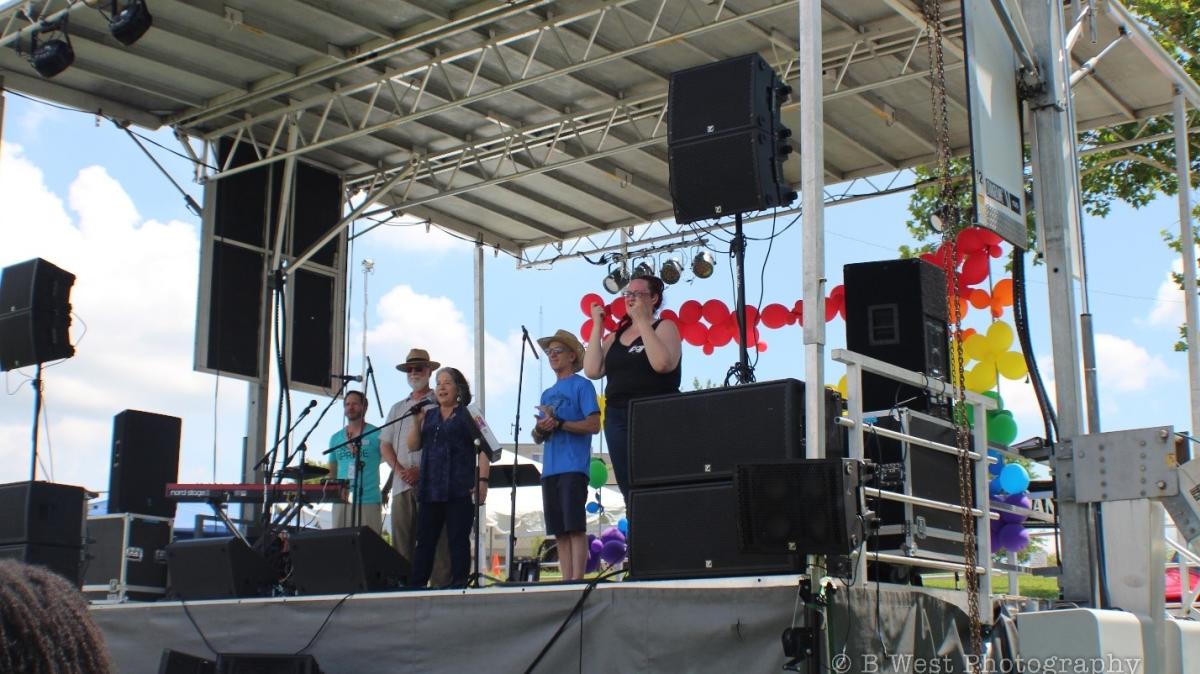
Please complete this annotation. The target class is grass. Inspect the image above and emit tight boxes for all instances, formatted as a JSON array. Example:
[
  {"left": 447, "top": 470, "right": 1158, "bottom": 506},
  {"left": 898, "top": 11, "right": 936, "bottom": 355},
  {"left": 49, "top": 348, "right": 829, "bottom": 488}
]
[{"left": 922, "top": 573, "right": 1059, "bottom": 599}]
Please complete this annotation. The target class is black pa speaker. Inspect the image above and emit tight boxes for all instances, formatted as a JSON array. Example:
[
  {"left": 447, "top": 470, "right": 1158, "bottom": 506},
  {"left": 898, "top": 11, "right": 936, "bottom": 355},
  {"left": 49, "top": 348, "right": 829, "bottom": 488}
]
[
  {"left": 667, "top": 53, "right": 794, "bottom": 224},
  {"left": 0, "top": 542, "right": 82, "bottom": 586},
  {"left": 627, "top": 480, "right": 801, "bottom": 580},
  {"left": 628, "top": 379, "right": 843, "bottom": 488},
  {"left": 735, "top": 459, "right": 865, "bottom": 556},
  {"left": 844, "top": 258, "right": 950, "bottom": 417},
  {"left": 166, "top": 537, "right": 276, "bottom": 599},
  {"left": 0, "top": 258, "right": 75, "bottom": 371},
  {"left": 0, "top": 480, "right": 86, "bottom": 547},
  {"left": 216, "top": 653, "right": 321, "bottom": 674},
  {"left": 108, "top": 409, "right": 182, "bottom": 518},
  {"left": 288, "top": 527, "right": 408, "bottom": 595},
  {"left": 159, "top": 649, "right": 216, "bottom": 674}
]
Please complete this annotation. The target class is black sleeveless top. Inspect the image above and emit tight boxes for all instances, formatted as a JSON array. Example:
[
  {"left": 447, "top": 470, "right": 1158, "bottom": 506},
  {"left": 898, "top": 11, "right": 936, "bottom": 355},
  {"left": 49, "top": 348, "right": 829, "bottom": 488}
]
[{"left": 604, "top": 319, "right": 682, "bottom": 408}]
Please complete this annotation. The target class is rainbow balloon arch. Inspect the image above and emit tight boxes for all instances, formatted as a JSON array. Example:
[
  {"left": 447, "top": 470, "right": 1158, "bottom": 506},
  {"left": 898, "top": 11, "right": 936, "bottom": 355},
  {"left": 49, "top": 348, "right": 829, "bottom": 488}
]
[{"left": 577, "top": 225, "right": 1036, "bottom": 555}]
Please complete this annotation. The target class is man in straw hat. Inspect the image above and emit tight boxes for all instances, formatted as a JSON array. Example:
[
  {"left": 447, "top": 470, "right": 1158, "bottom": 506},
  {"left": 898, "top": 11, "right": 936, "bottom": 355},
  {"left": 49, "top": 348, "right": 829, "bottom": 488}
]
[
  {"left": 532, "top": 329, "right": 601, "bottom": 581},
  {"left": 381, "top": 347, "right": 449, "bottom": 585}
]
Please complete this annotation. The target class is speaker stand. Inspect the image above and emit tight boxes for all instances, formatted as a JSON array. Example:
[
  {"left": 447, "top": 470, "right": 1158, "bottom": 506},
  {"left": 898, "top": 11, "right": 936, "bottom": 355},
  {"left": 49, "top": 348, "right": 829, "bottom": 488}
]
[
  {"left": 728, "top": 212, "right": 754, "bottom": 385},
  {"left": 28, "top": 362, "right": 43, "bottom": 481}
]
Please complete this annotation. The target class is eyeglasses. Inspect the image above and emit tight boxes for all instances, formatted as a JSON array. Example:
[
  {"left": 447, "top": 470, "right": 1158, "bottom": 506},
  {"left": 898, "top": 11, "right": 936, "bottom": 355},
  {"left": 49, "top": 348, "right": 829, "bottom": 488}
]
[
  {"left": 546, "top": 347, "right": 569, "bottom": 356},
  {"left": 620, "top": 290, "right": 651, "bottom": 299}
]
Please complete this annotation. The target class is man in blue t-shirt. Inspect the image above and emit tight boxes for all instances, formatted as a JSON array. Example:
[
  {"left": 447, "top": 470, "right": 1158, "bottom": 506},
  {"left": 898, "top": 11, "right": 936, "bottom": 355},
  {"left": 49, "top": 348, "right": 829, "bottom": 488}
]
[
  {"left": 327, "top": 390, "right": 383, "bottom": 534},
  {"left": 533, "top": 329, "right": 601, "bottom": 581}
]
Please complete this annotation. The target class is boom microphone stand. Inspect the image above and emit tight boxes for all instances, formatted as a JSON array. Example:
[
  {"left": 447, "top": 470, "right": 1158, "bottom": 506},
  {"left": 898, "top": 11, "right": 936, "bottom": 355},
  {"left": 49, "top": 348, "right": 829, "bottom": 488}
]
[
  {"left": 505, "top": 325, "right": 540, "bottom": 579},
  {"left": 728, "top": 211, "right": 755, "bottom": 385}
]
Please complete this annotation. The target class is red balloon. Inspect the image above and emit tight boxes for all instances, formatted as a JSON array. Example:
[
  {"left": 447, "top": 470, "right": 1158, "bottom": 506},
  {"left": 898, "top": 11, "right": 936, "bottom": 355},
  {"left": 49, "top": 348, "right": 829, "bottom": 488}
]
[
  {"left": 824, "top": 298, "right": 840, "bottom": 322},
  {"left": 610, "top": 297, "right": 627, "bottom": 319},
  {"left": 660, "top": 309, "right": 679, "bottom": 323},
  {"left": 580, "top": 319, "right": 594, "bottom": 342},
  {"left": 702, "top": 299, "right": 730, "bottom": 326},
  {"left": 978, "top": 228, "right": 1004, "bottom": 248},
  {"left": 732, "top": 324, "right": 760, "bottom": 345},
  {"left": 956, "top": 227, "right": 986, "bottom": 255},
  {"left": 702, "top": 343, "right": 715, "bottom": 356},
  {"left": 760, "top": 303, "right": 790, "bottom": 329},
  {"left": 678, "top": 300, "right": 703, "bottom": 324},
  {"left": 959, "top": 252, "right": 990, "bottom": 287},
  {"left": 603, "top": 313, "right": 618, "bottom": 332},
  {"left": 682, "top": 321, "right": 709, "bottom": 347},
  {"left": 791, "top": 299, "right": 804, "bottom": 325},
  {"left": 743, "top": 305, "right": 760, "bottom": 326},
  {"left": 756, "top": 341, "right": 768, "bottom": 353},
  {"left": 709, "top": 319, "right": 735, "bottom": 346},
  {"left": 828, "top": 284, "right": 845, "bottom": 302},
  {"left": 580, "top": 293, "right": 605, "bottom": 317}
]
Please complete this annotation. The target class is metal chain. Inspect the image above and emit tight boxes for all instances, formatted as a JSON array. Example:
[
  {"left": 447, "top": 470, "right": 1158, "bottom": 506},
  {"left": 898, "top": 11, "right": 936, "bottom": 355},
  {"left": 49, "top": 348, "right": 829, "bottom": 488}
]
[{"left": 922, "top": 1, "right": 983, "bottom": 667}]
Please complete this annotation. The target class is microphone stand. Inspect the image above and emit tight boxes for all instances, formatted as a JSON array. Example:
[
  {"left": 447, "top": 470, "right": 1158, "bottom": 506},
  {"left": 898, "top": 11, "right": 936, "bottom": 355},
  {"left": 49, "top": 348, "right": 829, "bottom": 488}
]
[
  {"left": 366, "top": 356, "right": 385, "bottom": 419},
  {"left": 254, "top": 402, "right": 319, "bottom": 533},
  {"left": 324, "top": 404, "right": 430, "bottom": 529},
  {"left": 505, "top": 325, "right": 540, "bottom": 579},
  {"left": 272, "top": 384, "right": 350, "bottom": 532}
]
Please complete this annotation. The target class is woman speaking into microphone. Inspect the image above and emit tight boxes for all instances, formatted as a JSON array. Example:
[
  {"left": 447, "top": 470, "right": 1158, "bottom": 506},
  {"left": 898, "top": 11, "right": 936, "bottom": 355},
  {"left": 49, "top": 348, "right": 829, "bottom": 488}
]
[
  {"left": 407, "top": 367, "right": 489, "bottom": 588},
  {"left": 583, "top": 274, "right": 682, "bottom": 500}
]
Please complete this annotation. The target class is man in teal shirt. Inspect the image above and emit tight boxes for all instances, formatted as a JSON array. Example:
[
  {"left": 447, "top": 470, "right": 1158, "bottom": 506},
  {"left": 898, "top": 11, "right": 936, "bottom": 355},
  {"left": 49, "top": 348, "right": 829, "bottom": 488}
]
[{"left": 327, "top": 390, "right": 383, "bottom": 534}]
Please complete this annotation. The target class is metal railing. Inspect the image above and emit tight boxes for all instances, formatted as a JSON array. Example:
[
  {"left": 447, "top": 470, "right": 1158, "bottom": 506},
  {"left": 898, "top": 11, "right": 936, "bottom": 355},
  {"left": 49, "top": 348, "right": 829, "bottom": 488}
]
[
  {"left": 833, "top": 348, "right": 999, "bottom": 625},
  {"left": 1165, "top": 537, "right": 1200, "bottom": 618}
]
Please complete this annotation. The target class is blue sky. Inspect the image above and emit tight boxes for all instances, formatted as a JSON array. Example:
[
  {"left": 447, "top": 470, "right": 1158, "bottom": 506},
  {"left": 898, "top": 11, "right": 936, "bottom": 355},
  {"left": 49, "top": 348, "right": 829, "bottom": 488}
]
[{"left": 0, "top": 91, "right": 1195, "bottom": 499}]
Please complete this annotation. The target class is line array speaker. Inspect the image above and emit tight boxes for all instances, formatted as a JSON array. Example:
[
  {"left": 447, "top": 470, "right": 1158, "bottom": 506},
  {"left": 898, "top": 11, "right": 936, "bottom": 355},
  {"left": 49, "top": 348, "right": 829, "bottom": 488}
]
[
  {"left": 667, "top": 53, "right": 795, "bottom": 224},
  {"left": 0, "top": 258, "right": 75, "bottom": 371}
]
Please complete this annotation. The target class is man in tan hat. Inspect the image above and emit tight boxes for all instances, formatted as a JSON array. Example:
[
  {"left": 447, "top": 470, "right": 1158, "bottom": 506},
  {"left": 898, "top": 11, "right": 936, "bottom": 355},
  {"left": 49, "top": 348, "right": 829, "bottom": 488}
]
[
  {"left": 532, "top": 330, "right": 600, "bottom": 581},
  {"left": 381, "top": 348, "right": 449, "bottom": 584}
]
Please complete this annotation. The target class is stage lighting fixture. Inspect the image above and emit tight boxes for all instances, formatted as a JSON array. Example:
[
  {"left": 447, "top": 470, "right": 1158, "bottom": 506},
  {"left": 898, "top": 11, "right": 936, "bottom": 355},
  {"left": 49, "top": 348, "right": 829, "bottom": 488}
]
[
  {"left": 692, "top": 251, "right": 715, "bottom": 279},
  {"left": 29, "top": 28, "right": 74, "bottom": 79},
  {"left": 660, "top": 258, "right": 683, "bottom": 285},
  {"left": 633, "top": 260, "right": 655, "bottom": 278},
  {"left": 929, "top": 205, "right": 953, "bottom": 233},
  {"left": 602, "top": 265, "right": 629, "bottom": 294},
  {"left": 109, "top": 0, "right": 152, "bottom": 45}
]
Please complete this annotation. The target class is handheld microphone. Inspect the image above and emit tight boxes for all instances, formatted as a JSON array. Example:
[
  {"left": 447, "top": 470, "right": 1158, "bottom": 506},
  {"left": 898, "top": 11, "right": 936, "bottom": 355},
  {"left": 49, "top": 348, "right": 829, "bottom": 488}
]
[
  {"left": 412, "top": 398, "right": 434, "bottom": 408},
  {"left": 332, "top": 373, "right": 363, "bottom": 382}
]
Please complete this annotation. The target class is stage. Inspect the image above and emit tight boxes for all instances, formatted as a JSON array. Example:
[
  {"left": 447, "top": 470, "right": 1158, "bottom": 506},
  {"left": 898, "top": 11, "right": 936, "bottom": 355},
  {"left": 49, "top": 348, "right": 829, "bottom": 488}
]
[{"left": 90, "top": 575, "right": 976, "bottom": 673}]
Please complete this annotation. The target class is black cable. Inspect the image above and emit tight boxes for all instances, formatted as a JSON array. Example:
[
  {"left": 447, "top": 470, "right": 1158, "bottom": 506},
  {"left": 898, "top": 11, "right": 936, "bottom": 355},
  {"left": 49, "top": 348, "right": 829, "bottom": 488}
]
[
  {"left": 180, "top": 600, "right": 220, "bottom": 657},
  {"left": 294, "top": 593, "right": 353, "bottom": 654},
  {"left": 750, "top": 208, "right": 781, "bottom": 371},
  {"left": 522, "top": 568, "right": 622, "bottom": 674}
]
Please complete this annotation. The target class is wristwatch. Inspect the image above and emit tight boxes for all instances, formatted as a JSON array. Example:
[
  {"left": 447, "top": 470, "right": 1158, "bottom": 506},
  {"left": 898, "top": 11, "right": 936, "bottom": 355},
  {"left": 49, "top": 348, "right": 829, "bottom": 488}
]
[{"left": 555, "top": 418, "right": 565, "bottom": 431}]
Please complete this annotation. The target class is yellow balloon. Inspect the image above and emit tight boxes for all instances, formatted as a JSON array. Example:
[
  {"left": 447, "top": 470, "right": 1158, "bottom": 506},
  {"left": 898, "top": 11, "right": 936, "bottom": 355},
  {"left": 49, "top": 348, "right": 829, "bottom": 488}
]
[
  {"left": 965, "top": 363, "right": 997, "bottom": 393},
  {"left": 597, "top": 393, "right": 606, "bottom": 427},
  {"left": 997, "top": 351, "right": 1028, "bottom": 380},
  {"left": 987, "top": 321, "right": 1014, "bottom": 353},
  {"left": 837, "top": 375, "right": 848, "bottom": 398},
  {"left": 963, "top": 333, "right": 991, "bottom": 363}
]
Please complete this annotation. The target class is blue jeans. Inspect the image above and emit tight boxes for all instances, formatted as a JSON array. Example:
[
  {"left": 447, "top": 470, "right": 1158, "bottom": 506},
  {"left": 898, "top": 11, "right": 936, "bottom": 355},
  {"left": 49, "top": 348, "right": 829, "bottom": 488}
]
[
  {"left": 409, "top": 496, "right": 473, "bottom": 588},
  {"left": 604, "top": 404, "right": 630, "bottom": 501}
]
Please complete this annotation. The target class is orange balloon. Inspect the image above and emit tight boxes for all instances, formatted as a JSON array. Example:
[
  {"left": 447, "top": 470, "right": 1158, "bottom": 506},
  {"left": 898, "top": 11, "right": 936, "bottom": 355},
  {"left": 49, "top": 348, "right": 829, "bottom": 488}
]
[
  {"left": 969, "top": 288, "right": 991, "bottom": 309},
  {"left": 992, "top": 278, "right": 1014, "bottom": 306}
]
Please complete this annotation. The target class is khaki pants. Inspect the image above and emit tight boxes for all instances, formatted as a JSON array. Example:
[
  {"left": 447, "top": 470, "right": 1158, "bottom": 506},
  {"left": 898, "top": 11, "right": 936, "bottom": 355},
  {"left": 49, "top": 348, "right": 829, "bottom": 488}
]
[
  {"left": 331, "top": 502, "right": 383, "bottom": 536},
  {"left": 390, "top": 489, "right": 451, "bottom": 586}
]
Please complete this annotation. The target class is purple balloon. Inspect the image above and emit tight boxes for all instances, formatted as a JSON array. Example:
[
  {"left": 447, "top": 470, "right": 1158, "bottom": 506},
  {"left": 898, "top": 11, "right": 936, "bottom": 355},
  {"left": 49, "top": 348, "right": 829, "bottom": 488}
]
[
  {"left": 601, "top": 527, "right": 626, "bottom": 544},
  {"left": 989, "top": 518, "right": 1004, "bottom": 549},
  {"left": 590, "top": 538, "right": 603, "bottom": 555},
  {"left": 998, "top": 524, "right": 1031, "bottom": 552},
  {"left": 600, "top": 539, "right": 628, "bottom": 565},
  {"left": 1000, "top": 493, "right": 1032, "bottom": 524},
  {"left": 585, "top": 551, "right": 600, "bottom": 574}
]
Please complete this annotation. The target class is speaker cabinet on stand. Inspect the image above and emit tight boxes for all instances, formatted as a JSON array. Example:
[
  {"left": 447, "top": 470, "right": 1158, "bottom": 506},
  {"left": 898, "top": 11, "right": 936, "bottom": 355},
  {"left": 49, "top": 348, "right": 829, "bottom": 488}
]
[{"left": 108, "top": 410, "right": 182, "bottom": 519}]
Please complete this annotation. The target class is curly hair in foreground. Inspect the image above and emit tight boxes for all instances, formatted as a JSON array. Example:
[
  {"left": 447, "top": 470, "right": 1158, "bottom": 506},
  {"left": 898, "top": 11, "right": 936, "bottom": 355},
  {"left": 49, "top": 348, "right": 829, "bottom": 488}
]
[{"left": 0, "top": 559, "right": 114, "bottom": 673}]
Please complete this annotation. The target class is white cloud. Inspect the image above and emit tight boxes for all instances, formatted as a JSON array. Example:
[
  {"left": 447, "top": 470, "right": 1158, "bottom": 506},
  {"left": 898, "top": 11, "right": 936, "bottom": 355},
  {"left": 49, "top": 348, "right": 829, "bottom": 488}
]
[
  {"left": 1093, "top": 333, "right": 1173, "bottom": 392},
  {"left": 365, "top": 284, "right": 521, "bottom": 404},
  {"left": 0, "top": 144, "right": 245, "bottom": 492},
  {"left": 1148, "top": 259, "right": 1186, "bottom": 327}
]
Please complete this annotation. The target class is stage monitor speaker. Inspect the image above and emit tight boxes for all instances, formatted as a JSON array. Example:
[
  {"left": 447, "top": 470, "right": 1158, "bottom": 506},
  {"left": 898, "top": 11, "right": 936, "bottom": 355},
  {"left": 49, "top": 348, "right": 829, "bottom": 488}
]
[
  {"left": 108, "top": 409, "right": 182, "bottom": 518},
  {"left": 166, "top": 537, "right": 276, "bottom": 600},
  {"left": 0, "top": 542, "right": 82, "bottom": 586},
  {"left": 159, "top": 649, "right": 216, "bottom": 674},
  {"left": 667, "top": 53, "right": 793, "bottom": 224},
  {"left": 627, "top": 480, "right": 801, "bottom": 580},
  {"left": 735, "top": 459, "right": 864, "bottom": 556},
  {"left": 628, "top": 379, "right": 843, "bottom": 489},
  {"left": 0, "top": 257, "right": 75, "bottom": 370},
  {"left": 0, "top": 480, "right": 86, "bottom": 547},
  {"left": 844, "top": 258, "right": 950, "bottom": 417},
  {"left": 288, "top": 526, "right": 408, "bottom": 595},
  {"left": 216, "top": 654, "right": 321, "bottom": 674}
]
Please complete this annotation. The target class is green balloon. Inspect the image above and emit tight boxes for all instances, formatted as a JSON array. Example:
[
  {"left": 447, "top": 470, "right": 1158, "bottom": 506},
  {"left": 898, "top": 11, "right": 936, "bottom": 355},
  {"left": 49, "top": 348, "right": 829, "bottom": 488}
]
[
  {"left": 987, "top": 410, "right": 1018, "bottom": 446},
  {"left": 983, "top": 390, "right": 1004, "bottom": 409},
  {"left": 589, "top": 458, "right": 610, "bottom": 489}
]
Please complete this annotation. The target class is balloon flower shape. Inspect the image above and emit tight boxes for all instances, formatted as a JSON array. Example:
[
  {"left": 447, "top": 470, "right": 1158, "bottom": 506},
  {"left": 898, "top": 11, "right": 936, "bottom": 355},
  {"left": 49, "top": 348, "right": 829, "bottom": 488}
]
[
  {"left": 586, "top": 526, "right": 628, "bottom": 572},
  {"left": 955, "top": 321, "right": 1028, "bottom": 393}
]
